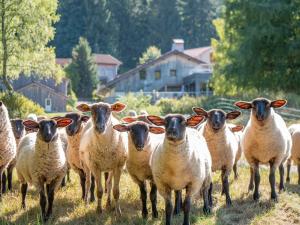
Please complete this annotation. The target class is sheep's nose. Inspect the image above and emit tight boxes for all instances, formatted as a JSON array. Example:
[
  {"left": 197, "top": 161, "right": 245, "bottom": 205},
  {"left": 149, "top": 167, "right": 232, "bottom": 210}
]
[{"left": 96, "top": 124, "right": 105, "bottom": 133}]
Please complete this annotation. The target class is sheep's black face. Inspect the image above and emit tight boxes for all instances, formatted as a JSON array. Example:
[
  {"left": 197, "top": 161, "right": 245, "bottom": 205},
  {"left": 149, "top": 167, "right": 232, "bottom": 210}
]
[
  {"left": 207, "top": 110, "right": 226, "bottom": 132},
  {"left": 129, "top": 123, "right": 149, "bottom": 151},
  {"left": 92, "top": 104, "right": 111, "bottom": 134},
  {"left": 252, "top": 99, "right": 271, "bottom": 121},
  {"left": 11, "top": 119, "right": 25, "bottom": 139},
  {"left": 39, "top": 120, "right": 57, "bottom": 143},
  {"left": 65, "top": 113, "right": 81, "bottom": 136},
  {"left": 165, "top": 115, "right": 186, "bottom": 142}
]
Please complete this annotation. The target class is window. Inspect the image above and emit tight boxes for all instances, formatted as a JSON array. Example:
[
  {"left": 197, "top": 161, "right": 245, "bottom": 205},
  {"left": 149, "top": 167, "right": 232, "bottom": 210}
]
[
  {"left": 155, "top": 70, "right": 161, "bottom": 80},
  {"left": 170, "top": 69, "right": 177, "bottom": 77},
  {"left": 139, "top": 70, "right": 146, "bottom": 80}
]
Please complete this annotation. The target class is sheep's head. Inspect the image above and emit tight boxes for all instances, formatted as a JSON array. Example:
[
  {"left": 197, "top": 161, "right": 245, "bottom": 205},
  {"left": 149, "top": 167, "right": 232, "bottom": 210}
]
[
  {"left": 62, "top": 113, "right": 90, "bottom": 136},
  {"left": 193, "top": 108, "right": 241, "bottom": 133},
  {"left": 23, "top": 118, "right": 72, "bottom": 143},
  {"left": 113, "top": 117, "right": 164, "bottom": 151},
  {"left": 10, "top": 119, "right": 25, "bottom": 139},
  {"left": 235, "top": 98, "right": 286, "bottom": 123},
  {"left": 147, "top": 114, "right": 204, "bottom": 142},
  {"left": 77, "top": 102, "right": 126, "bottom": 134}
]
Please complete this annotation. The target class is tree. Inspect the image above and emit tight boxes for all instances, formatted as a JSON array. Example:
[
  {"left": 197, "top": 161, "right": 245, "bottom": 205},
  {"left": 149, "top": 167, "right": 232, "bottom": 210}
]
[
  {"left": 139, "top": 46, "right": 161, "bottom": 64},
  {"left": 66, "top": 37, "right": 98, "bottom": 98},
  {"left": 0, "top": 0, "right": 63, "bottom": 91},
  {"left": 177, "top": 0, "right": 216, "bottom": 48},
  {"left": 212, "top": 0, "right": 300, "bottom": 95}
]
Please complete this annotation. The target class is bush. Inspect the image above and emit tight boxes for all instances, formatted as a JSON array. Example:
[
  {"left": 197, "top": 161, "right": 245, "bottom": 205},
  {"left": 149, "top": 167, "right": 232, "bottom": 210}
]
[
  {"left": 67, "top": 90, "right": 78, "bottom": 111},
  {"left": 0, "top": 91, "right": 44, "bottom": 118}
]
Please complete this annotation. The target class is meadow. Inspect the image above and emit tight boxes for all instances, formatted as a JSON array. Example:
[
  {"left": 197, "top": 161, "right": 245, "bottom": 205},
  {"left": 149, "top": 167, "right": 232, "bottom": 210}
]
[{"left": 1, "top": 166, "right": 300, "bottom": 225}]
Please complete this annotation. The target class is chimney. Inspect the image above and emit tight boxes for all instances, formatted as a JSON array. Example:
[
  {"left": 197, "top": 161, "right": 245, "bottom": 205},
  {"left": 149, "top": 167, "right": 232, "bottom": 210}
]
[{"left": 171, "top": 39, "right": 184, "bottom": 52}]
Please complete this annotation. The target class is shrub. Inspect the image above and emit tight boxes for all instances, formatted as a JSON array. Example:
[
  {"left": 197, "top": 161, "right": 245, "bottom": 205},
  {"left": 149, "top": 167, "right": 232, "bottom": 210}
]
[
  {"left": 67, "top": 90, "right": 78, "bottom": 110},
  {"left": 0, "top": 91, "right": 44, "bottom": 118}
]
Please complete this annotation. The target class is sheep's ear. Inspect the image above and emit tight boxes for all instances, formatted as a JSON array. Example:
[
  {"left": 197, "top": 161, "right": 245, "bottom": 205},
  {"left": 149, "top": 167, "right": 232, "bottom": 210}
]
[
  {"left": 235, "top": 101, "right": 252, "bottom": 109},
  {"left": 230, "top": 125, "right": 244, "bottom": 132},
  {"left": 192, "top": 107, "right": 208, "bottom": 117},
  {"left": 147, "top": 115, "right": 165, "bottom": 126},
  {"left": 226, "top": 111, "right": 241, "bottom": 120},
  {"left": 77, "top": 104, "right": 91, "bottom": 112},
  {"left": 111, "top": 102, "right": 126, "bottom": 112},
  {"left": 149, "top": 126, "right": 165, "bottom": 134},
  {"left": 23, "top": 120, "right": 39, "bottom": 129},
  {"left": 113, "top": 124, "right": 129, "bottom": 132},
  {"left": 270, "top": 100, "right": 287, "bottom": 108},
  {"left": 186, "top": 115, "right": 204, "bottom": 127},
  {"left": 81, "top": 115, "right": 90, "bottom": 122},
  {"left": 122, "top": 117, "right": 137, "bottom": 123},
  {"left": 56, "top": 118, "right": 73, "bottom": 128}
]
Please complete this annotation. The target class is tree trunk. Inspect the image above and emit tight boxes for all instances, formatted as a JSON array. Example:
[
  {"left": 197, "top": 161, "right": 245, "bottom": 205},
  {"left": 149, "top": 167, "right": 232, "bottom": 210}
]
[{"left": 1, "top": 0, "right": 13, "bottom": 91}]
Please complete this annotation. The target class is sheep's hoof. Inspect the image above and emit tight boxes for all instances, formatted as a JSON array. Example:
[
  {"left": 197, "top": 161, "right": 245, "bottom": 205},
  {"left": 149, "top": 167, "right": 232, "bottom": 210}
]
[
  {"left": 173, "top": 206, "right": 180, "bottom": 215},
  {"left": 279, "top": 186, "right": 285, "bottom": 193},
  {"left": 253, "top": 193, "right": 260, "bottom": 201},
  {"left": 21, "top": 203, "right": 26, "bottom": 209},
  {"left": 152, "top": 210, "right": 158, "bottom": 219},
  {"left": 42, "top": 215, "right": 49, "bottom": 222},
  {"left": 203, "top": 206, "right": 211, "bottom": 215},
  {"left": 142, "top": 210, "right": 148, "bottom": 219},
  {"left": 96, "top": 205, "right": 103, "bottom": 214},
  {"left": 226, "top": 198, "right": 232, "bottom": 206},
  {"left": 271, "top": 193, "right": 278, "bottom": 202},
  {"left": 105, "top": 201, "right": 112, "bottom": 211},
  {"left": 90, "top": 195, "right": 95, "bottom": 203},
  {"left": 286, "top": 178, "right": 290, "bottom": 183}
]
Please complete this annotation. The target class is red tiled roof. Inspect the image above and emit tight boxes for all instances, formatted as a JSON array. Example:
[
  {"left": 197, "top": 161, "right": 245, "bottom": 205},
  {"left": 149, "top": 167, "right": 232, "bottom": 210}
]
[
  {"left": 56, "top": 58, "right": 71, "bottom": 67},
  {"left": 93, "top": 54, "right": 122, "bottom": 65}
]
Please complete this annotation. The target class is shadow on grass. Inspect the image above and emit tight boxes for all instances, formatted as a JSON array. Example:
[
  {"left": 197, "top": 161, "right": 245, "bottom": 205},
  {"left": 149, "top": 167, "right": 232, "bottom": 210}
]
[
  {"left": 215, "top": 194, "right": 276, "bottom": 225},
  {"left": 285, "top": 183, "right": 300, "bottom": 196}
]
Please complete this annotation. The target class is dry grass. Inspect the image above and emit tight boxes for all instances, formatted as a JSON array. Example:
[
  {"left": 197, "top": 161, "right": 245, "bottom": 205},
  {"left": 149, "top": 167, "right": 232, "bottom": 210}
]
[{"left": 1, "top": 165, "right": 300, "bottom": 225}]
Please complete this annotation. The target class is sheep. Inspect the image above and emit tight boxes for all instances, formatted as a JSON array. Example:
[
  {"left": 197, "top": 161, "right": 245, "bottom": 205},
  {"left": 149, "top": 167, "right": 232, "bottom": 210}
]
[
  {"left": 286, "top": 124, "right": 300, "bottom": 184},
  {"left": 113, "top": 116, "right": 165, "bottom": 218},
  {"left": 193, "top": 108, "right": 241, "bottom": 206},
  {"left": 228, "top": 124, "right": 244, "bottom": 179},
  {"left": 147, "top": 114, "right": 212, "bottom": 225},
  {"left": 2, "top": 119, "right": 25, "bottom": 193},
  {"left": 77, "top": 102, "right": 128, "bottom": 216},
  {"left": 61, "top": 112, "right": 97, "bottom": 201},
  {"left": 0, "top": 102, "right": 17, "bottom": 199},
  {"left": 235, "top": 98, "right": 291, "bottom": 201},
  {"left": 16, "top": 118, "right": 72, "bottom": 221}
]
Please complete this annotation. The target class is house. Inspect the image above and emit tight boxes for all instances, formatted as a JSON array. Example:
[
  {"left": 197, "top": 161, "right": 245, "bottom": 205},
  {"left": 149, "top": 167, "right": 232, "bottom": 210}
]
[
  {"left": 12, "top": 74, "right": 69, "bottom": 112},
  {"left": 56, "top": 54, "right": 122, "bottom": 85},
  {"left": 99, "top": 39, "right": 213, "bottom": 101}
]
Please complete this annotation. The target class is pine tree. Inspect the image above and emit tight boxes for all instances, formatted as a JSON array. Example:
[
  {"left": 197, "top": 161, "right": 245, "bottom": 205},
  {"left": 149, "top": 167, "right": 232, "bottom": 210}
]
[{"left": 66, "top": 38, "right": 98, "bottom": 98}]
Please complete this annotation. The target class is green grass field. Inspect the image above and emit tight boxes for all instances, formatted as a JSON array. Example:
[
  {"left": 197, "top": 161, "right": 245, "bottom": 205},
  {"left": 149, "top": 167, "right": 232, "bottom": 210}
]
[{"left": 1, "top": 166, "right": 300, "bottom": 225}]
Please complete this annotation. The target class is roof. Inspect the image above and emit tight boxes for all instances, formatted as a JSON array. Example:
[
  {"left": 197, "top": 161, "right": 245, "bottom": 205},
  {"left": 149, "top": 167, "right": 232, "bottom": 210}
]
[
  {"left": 93, "top": 54, "right": 122, "bottom": 65},
  {"left": 184, "top": 46, "right": 212, "bottom": 62},
  {"left": 56, "top": 58, "right": 71, "bottom": 67},
  {"left": 104, "top": 50, "right": 205, "bottom": 88}
]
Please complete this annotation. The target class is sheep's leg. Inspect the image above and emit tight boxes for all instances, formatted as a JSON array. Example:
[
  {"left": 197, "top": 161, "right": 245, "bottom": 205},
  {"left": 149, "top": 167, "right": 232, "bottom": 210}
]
[
  {"left": 138, "top": 181, "right": 148, "bottom": 218},
  {"left": 113, "top": 168, "right": 122, "bottom": 216},
  {"left": 67, "top": 169, "right": 71, "bottom": 182},
  {"left": 0, "top": 167, "right": 4, "bottom": 198},
  {"left": 164, "top": 190, "right": 173, "bottom": 225},
  {"left": 21, "top": 183, "right": 28, "bottom": 209},
  {"left": 253, "top": 163, "right": 260, "bottom": 201},
  {"left": 269, "top": 162, "right": 277, "bottom": 201},
  {"left": 104, "top": 172, "right": 109, "bottom": 193},
  {"left": 248, "top": 167, "right": 254, "bottom": 192},
  {"left": 174, "top": 190, "right": 182, "bottom": 215},
  {"left": 1, "top": 170, "right": 6, "bottom": 194},
  {"left": 39, "top": 187, "right": 47, "bottom": 221},
  {"left": 182, "top": 187, "right": 192, "bottom": 225},
  {"left": 83, "top": 168, "right": 91, "bottom": 204},
  {"left": 286, "top": 159, "right": 291, "bottom": 183},
  {"left": 46, "top": 180, "right": 56, "bottom": 220},
  {"left": 105, "top": 172, "right": 112, "bottom": 209},
  {"left": 279, "top": 163, "right": 285, "bottom": 192},
  {"left": 208, "top": 182, "right": 213, "bottom": 208},
  {"left": 90, "top": 175, "right": 95, "bottom": 202},
  {"left": 94, "top": 171, "right": 103, "bottom": 214},
  {"left": 7, "top": 164, "right": 13, "bottom": 191},
  {"left": 61, "top": 176, "right": 66, "bottom": 187},
  {"left": 202, "top": 184, "right": 211, "bottom": 215},
  {"left": 233, "top": 163, "right": 238, "bottom": 180},
  {"left": 222, "top": 168, "right": 232, "bottom": 206},
  {"left": 298, "top": 164, "right": 300, "bottom": 185},
  {"left": 150, "top": 181, "right": 158, "bottom": 218},
  {"left": 221, "top": 172, "right": 225, "bottom": 195},
  {"left": 79, "top": 169, "right": 86, "bottom": 200}
]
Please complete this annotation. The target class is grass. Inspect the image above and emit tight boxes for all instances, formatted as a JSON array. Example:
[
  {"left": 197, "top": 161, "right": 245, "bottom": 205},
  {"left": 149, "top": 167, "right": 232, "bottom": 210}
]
[{"left": 1, "top": 166, "right": 300, "bottom": 225}]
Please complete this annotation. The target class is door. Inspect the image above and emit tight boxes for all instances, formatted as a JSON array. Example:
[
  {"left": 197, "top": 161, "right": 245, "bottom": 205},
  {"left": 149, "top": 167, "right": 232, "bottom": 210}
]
[{"left": 45, "top": 98, "right": 52, "bottom": 112}]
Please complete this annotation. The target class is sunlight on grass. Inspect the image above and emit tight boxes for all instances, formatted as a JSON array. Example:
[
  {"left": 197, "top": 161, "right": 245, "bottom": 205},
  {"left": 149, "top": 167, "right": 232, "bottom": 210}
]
[{"left": 1, "top": 166, "right": 300, "bottom": 225}]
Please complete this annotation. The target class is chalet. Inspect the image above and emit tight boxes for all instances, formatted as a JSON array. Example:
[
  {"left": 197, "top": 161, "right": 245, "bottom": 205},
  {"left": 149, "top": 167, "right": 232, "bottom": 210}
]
[{"left": 99, "top": 39, "right": 213, "bottom": 101}]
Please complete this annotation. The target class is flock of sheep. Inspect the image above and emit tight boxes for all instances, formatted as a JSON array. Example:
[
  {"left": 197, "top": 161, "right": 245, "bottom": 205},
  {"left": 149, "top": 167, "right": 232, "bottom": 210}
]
[{"left": 0, "top": 97, "right": 299, "bottom": 225}]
